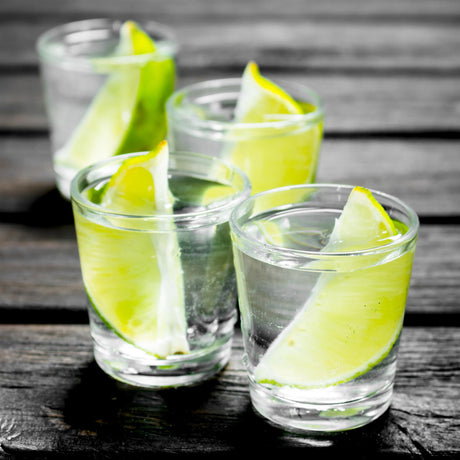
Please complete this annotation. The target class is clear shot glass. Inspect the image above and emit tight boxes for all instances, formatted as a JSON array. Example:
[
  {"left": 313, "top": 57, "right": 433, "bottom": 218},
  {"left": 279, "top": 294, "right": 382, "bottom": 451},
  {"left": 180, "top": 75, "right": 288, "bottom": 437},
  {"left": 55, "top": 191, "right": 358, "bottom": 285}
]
[
  {"left": 71, "top": 151, "right": 250, "bottom": 388},
  {"left": 230, "top": 184, "right": 419, "bottom": 433},
  {"left": 166, "top": 78, "right": 324, "bottom": 196},
  {"left": 37, "top": 18, "right": 177, "bottom": 199}
]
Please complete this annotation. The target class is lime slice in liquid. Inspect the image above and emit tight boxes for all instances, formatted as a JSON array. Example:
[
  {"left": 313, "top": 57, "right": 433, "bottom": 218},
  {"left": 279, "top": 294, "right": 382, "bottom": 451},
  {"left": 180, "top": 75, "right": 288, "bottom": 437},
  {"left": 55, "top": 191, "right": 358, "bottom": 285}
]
[
  {"left": 225, "top": 61, "right": 322, "bottom": 195},
  {"left": 74, "top": 141, "right": 189, "bottom": 358},
  {"left": 254, "top": 186, "right": 414, "bottom": 388},
  {"left": 57, "top": 21, "right": 175, "bottom": 172}
]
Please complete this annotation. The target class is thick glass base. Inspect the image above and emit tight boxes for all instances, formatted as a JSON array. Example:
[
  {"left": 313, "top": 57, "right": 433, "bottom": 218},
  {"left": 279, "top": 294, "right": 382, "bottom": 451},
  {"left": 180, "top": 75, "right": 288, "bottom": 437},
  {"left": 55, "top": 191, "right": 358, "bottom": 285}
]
[
  {"left": 249, "top": 378, "right": 393, "bottom": 434},
  {"left": 93, "top": 335, "right": 233, "bottom": 389}
]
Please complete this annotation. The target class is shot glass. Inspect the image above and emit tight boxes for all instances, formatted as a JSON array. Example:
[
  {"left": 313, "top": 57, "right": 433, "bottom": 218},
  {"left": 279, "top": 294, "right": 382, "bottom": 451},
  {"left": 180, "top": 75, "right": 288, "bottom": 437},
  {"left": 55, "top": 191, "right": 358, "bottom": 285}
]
[
  {"left": 230, "top": 184, "right": 419, "bottom": 433},
  {"left": 37, "top": 18, "right": 177, "bottom": 199},
  {"left": 71, "top": 151, "right": 250, "bottom": 388},
  {"left": 166, "top": 78, "right": 324, "bottom": 195}
]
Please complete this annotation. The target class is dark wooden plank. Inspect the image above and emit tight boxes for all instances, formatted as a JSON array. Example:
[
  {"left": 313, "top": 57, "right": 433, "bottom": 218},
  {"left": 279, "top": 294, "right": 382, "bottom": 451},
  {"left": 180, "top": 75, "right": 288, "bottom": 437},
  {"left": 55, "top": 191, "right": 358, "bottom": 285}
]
[
  {"left": 0, "top": 136, "right": 54, "bottom": 214},
  {"left": 408, "top": 225, "right": 460, "bottom": 323},
  {"left": 0, "top": 74, "right": 46, "bottom": 132},
  {"left": 0, "top": 222, "right": 86, "bottom": 321},
  {"left": 2, "top": 0, "right": 460, "bottom": 20},
  {"left": 0, "top": 220, "right": 459, "bottom": 321},
  {"left": 0, "top": 325, "right": 458, "bottom": 458},
  {"left": 0, "top": 1, "right": 457, "bottom": 458},
  {"left": 315, "top": 138, "right": 460, "bottom": 218},
  {"left": 1, "top": 1, "right": 460, "bottom": 71},
  {"left": 1, "top": 136, "right": 459, "bottom": 217},
  {"left": 1, "top": 73, "right": 460, "bottom": 134},
  {"left": 173, "top": 21, "right": 460, "bottom": 73}
]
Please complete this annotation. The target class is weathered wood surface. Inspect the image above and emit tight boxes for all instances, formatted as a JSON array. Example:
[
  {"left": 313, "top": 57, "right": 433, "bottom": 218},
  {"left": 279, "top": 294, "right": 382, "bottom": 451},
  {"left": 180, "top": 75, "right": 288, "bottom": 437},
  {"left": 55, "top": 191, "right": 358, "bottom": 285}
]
[
  {"left": 1, "top": 1, "right": 460, "bottom": 134},
  {"left": 0, "top": 325, "right": 459, "bottom": 458},
  {"left": 3, "top": 0, "right": 460, "bottom": 18},
  {"left": 1, "top": 137, "right": 459, "bottom": 217},
  {"left": 1, "top": 219, "right": 459, "bottom": 322},
  {"left": 2, "top": 74, "right": 460, "bottom": 133},
  {"left": 1, "top": 0, "right": 460, "bottom": 71},
  {"left": 0, "top": 0, "right": 459, "bottom": 457}
]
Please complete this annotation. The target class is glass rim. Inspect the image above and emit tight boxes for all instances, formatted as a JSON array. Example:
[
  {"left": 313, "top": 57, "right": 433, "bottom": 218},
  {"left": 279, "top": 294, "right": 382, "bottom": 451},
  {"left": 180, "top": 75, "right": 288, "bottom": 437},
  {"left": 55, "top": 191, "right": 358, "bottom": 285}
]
[
  {"left": 166, "top": 77, "right": 325, "bottom": 131},
  {"left": 36, "top": 18, "right": 177, "bottom": 69},
  {"left": 229, "top": 183, "right": 419, "bottom": 259},
  {"left": 70, "top": 150, "right": 251, "bottom": 223}
]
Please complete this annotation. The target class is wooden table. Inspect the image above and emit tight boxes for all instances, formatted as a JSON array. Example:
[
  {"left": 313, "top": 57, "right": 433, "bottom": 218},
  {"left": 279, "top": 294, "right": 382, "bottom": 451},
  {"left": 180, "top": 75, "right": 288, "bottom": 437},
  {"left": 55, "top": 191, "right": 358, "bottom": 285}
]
[{"left": 1, "top": 0, "right": 459, "bottom": 457}]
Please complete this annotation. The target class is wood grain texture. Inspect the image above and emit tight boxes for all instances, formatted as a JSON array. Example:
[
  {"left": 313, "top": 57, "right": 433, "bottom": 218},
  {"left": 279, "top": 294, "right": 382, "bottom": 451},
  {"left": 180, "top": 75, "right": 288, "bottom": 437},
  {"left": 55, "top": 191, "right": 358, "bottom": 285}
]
[
  {"left": 4, "top": 20, "right": 460, "bottom": 71},
  {"left": 0, "top": 222, "right": 85, "bottom": 320},
  {"left": 1, "top": 137, "right": 459, "bottom": 217},
  {"left": 2, "top": 0, "right": 460, "bottom": 19},
  {"left": 2, "top": 73, "right": 460, "bottom": 134},
  {"left": 0, "top": 0, "right": 458, "bottom": 455},
  {"left": 0, "top": 221, "right": 459, "bottom": 321},
  {"left": 0, "top": 136, "right": 54, "bottom": 214},
  {"left": 0, "top": 325, "right": 458, "bottom": 458},
  {"left": 1, "top": 0, "right": 460, "bottom": 71}
]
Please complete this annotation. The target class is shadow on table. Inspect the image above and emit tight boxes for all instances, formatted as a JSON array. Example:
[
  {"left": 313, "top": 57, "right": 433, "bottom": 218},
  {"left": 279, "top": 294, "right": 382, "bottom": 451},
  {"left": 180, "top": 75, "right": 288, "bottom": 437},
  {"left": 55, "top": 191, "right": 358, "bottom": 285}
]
[
  {"left": 61, "top": 360, "right": 395, "bottom": 457},
  {"left": 0, "top": 187, "right": 74, "bottom": 227},
  {"left": 62, "top": 360, "right": 250, "bottom": 445},
  {"left": 229, "top": 398, "right": 394, "bottom": 456}
]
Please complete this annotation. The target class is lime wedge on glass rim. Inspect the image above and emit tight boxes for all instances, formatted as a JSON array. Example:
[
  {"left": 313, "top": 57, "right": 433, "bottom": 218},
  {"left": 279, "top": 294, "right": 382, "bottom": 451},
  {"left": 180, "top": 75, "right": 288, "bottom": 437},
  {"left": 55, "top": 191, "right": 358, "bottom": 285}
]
[
  {"left": 56, "top": 20, "right": 175, "bottom": 172},
  {"left": 254, "top": 186, "right": 414, "bottom": 388},
  {"left": 74, "top": 141, "right": 189, "bottom": 358},
  {"left": 225, "top": 61, "right": 323, "bottom": 195}
]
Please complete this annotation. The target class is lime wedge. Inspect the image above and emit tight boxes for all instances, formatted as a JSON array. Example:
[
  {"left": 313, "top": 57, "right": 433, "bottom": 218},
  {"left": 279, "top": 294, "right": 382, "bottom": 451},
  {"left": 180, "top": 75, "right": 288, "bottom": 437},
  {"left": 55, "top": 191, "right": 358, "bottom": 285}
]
[
  {"left": 57, "top": 20, "right": 175, "bottom": 172},
  {"left": 74, "top": 141, "right": 189, "bottom": 358},
  {"left": 254, "top": 186, "right": 414, "bottom": 388},
  {"left": 226, "top": 61, "right": 322, "bottom": 195},
  {"left": 234, "top": 61, "right": 304, "bottom": 122},
  {"left": 326, "top": 186, "right": 397, "bottom": 252}
]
